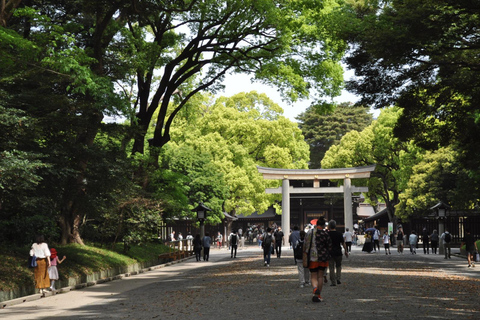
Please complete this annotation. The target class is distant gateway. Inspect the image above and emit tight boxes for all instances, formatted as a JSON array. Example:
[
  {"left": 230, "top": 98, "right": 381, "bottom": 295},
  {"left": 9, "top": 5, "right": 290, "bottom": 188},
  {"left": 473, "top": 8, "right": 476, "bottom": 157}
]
[{"left": 257, "top": 165, "right": 376, "bottom": 238}]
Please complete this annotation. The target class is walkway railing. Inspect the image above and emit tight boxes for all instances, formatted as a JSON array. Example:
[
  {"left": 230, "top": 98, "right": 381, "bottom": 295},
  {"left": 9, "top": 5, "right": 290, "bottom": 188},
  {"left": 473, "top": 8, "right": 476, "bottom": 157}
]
[{"left": 159, "top": 240, "right": 194, "bottom": 261}]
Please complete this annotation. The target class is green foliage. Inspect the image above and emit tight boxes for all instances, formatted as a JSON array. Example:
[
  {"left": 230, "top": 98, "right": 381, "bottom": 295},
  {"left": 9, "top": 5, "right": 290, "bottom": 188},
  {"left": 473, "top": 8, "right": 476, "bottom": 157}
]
[
  {"left": 127, "top": 0, "right": 347, "bottom": 156},
  {"left": 397, "top": 146, "right": 480, "bottom": 218},
  {"left": 167, "top": 91, "right": 310, "bottom": 218},
  {"left": 0, "top": 243, "right": 170, "bottom": 291},
  {"left": 340, "top": 0, "right": 480, "bottom": 182},
  {"left": 322, "top": 107, "right": 424, "bottom": 221},
  {"left": 297, "top": 102, "right": 373, "bottom": 168}
]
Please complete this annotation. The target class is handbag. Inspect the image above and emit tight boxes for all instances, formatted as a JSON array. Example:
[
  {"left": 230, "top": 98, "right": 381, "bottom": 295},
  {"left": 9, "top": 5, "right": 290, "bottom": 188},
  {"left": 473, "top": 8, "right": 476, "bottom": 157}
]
[
  {"left": 302, "top": 231, "right": 313, "bottom": 268},
  {"left": 28, "top": 254, "right": 37, "bottom": 268}
]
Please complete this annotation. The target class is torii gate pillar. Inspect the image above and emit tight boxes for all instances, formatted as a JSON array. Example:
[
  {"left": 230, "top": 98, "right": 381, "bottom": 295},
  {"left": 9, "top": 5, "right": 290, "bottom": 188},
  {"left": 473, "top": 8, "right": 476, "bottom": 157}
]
[
  {"left": 282, "top": 178, "right": 290, "bottom": 237},
  {"left": 257, "top": 165, "right": 376, "bottom": 233},
  {"left": 343, "top": 175, "right": 353, "bottom": 232}
]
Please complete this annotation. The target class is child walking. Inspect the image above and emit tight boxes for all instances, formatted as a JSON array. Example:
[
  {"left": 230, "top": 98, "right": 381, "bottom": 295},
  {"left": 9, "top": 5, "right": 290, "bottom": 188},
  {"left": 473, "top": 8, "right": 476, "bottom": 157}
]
[
  {"left": 383, "top": 231, "right": 391, "bottom": 255},
  {"left": 48, "top": 248, "right": 66, "bottom": 291}
]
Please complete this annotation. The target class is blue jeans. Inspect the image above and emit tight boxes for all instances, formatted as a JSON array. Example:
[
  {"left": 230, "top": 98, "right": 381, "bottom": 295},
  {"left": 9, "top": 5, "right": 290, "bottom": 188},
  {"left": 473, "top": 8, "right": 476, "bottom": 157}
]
[{"left": 263, "top": 246, "right": 272, "bottom": 264}]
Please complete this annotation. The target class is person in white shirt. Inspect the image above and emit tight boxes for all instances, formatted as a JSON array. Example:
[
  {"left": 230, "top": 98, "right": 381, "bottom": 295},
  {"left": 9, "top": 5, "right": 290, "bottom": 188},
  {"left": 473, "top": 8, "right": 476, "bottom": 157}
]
[
  {"left": 409, "top": 230, "right": 418, "bottom": 254},
  {"left": 29, "top": 235, "right": 51, "bottom": 294},
  {"left": 343, "top": 228, "right": 353, "bottom": 253},
  {"left": 383, "top": 231, "right": 391, "bottom": 255},
  {"left": 440, "top": 230, "right": 452, "bottom": 259},
  {"left": 373, "top": 227, "right": 381, "bottom": 252}
]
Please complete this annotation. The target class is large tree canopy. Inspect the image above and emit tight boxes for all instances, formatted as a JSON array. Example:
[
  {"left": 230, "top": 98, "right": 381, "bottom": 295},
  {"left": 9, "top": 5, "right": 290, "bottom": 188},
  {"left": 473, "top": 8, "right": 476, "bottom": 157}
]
[
  {"left": 164, "top": 91, "right": 310, "bottom": 219},
  {"left": 0, "top": 0, "right": 347, "bottom": 245},
  {"left": 322, "top": 108, "right": 423, "bottom": 224},
  {"left": 296, "top": 102, "right": 372, "bottom": 169},
  {"left": 340, "top": 0, "right": 480, "bottom": 178},
  {"left": 396, "top": 146, "right": 480, "bottom": 218},
  {"left": 126, "top": 0, "right": 347, "bottom": 157}
]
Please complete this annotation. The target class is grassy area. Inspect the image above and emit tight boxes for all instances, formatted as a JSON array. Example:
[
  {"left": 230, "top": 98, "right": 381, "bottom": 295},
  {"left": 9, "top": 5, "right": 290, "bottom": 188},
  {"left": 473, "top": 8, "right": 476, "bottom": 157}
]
[
  {"left": 0, "top": 242, "right": 171, "bottom": 292},
  {"left": 460, "top": 239, "right": 480, "bottom": 253}
]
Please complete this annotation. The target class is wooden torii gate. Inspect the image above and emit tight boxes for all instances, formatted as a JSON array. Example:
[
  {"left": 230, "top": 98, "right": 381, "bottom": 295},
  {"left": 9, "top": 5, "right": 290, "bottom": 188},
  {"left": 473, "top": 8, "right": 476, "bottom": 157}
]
[{"left": 257, "top": 165, "right": 376, "bottom": 238}]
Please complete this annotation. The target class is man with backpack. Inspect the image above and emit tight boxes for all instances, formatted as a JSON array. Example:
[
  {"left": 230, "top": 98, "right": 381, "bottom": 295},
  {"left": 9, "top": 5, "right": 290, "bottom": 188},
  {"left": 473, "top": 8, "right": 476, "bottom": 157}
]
[
  {"left": 274, "top": 226, "right": 285, "bottom": 258},
  {"left": 229, "top": 230, "right": 238, "bottom": 258},
  {"left": 441, "top": 229, "right": 452, "bottom": 259},
  {"left": 294, "top": 230, "right": 310, "bottom": 288},
  {"left": 262, "top": 227, "right": 274, "bottom": 267},
  {"left": 290, "top": 226, "right": 301, "bottom": 264}
]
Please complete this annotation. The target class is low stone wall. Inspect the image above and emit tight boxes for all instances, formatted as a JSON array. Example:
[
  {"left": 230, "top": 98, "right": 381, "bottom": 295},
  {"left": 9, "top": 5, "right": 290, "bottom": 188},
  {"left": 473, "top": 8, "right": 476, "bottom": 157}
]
[{"left": 0, "top": 256, "right": 177, "bottom": 304}]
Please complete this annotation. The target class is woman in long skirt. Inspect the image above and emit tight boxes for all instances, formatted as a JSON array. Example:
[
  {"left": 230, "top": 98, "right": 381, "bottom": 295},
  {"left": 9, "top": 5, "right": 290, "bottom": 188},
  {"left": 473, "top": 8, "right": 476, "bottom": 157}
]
[
  {"left": 30, "top": 235, "right": 51, "bottom": 294},
  {"left": 362, "top": 232, "right": 373, "bottom": 253}
]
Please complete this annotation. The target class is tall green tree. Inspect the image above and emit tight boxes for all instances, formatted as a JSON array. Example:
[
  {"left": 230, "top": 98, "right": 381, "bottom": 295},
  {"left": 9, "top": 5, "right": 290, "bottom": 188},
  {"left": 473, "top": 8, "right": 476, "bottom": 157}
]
[
  {"left": 396, "top": 146, "right": 480, "bottom": 218},
  {"left": 296, "top": 102, "right": 372, "bottom": 169},
  {"left": 339, "top": 0, "right": 480, "bottom": 181},
  {"left": 164, "top": 91, "right": 310, "bottom": 220},
  {"left": 322, "top": 107, "right": 423, "bottom": 224},
  {"left": 1, "top": 1, "right": 133, "bottom": 244},
  {"left": 125, "top": 0, "right": 346, "bottom": 161}
]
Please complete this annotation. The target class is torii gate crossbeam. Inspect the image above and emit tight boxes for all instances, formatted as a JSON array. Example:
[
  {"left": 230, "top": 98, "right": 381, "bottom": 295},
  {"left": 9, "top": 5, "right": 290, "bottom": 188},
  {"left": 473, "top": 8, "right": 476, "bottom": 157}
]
[{"left": 257, "top": 165, "right": 376, "bottom": 237}]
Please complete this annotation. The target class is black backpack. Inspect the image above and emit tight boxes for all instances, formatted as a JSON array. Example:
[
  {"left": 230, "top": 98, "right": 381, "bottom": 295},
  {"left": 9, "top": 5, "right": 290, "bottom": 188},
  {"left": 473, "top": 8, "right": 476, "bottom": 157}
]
[
  {"left": 231, "top": 234, "right": 238, "bottom": 245},
  {"left": 444, "top": 233, "right": 451, "bottom": 243},
  {"left": 294, "top": 239, "right": 304, "bottom": 260},
  {"left": 263, "top": 233, "right": 272, "bottom": 246}
]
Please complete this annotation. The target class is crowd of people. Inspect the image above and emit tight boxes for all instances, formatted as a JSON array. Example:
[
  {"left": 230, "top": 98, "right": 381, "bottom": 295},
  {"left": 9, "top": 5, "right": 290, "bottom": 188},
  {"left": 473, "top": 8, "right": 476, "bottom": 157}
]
[
  {"left": 358, "top": 225, "right": 478, "bottom": 268},
  {"left": 29, "top": 220, "right": 477, "bottom": 304}
]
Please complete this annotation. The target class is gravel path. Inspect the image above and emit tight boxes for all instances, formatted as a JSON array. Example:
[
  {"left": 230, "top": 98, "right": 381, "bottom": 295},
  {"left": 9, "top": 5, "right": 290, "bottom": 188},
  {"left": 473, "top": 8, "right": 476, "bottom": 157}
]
[{"left": 1, "top": 245, "right": 479, "bottom": 319}]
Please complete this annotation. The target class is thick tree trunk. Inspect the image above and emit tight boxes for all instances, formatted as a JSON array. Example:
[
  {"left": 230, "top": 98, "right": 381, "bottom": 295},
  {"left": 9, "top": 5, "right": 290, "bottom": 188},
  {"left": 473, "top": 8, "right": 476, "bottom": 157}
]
[
  {"left": 59, "top": 111, "right": 103, "bottom": 244},
  {"left": 58, "top": 205, "right": 85, "bottom": 245}
]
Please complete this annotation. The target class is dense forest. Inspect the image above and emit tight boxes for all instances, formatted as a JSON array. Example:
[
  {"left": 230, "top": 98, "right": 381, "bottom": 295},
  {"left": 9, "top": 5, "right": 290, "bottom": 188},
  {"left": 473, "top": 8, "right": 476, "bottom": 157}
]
[{"left": 1, "top": 0, "right": 479, "bottom": 246}]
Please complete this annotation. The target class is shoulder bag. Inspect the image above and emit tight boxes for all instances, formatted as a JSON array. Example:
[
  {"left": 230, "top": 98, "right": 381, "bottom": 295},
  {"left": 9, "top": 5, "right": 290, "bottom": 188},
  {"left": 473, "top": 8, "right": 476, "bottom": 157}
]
[
  {"left": 28, "top": 254, "right": 37, "bottom": 268},
  {"left": 302, "top": 231, "right": 313, "bottom": 268}
]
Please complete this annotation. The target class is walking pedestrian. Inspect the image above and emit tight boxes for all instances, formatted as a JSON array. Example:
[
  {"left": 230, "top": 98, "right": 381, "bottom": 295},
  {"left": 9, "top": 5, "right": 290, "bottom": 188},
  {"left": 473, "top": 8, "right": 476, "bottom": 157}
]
[
  {"left": 294, "top": 231, "right": 310, "bottom": 288},
  {"left": 178, "top": 232, "right": 183, "bottom": 249},
  {"left": 397, "top": 228, "right": 405, "bottom": 254},
  {"left": 193, "top": 234, "right": 202, "bottom": 261},
  {"left": 422, "top": 227, "right": 430, "bottom": 254},
  {"left": 373, "top": 226, "right": 381, "bottom": 252},
  {"left": 290, "top": 225, "right": 301, "bottom": 264},
  {"left": 202, "top": 232, "right": 212, "bottom": 261},
  {"left": 440, "top": 229, "right": 452, "bottom": 259},
  {"left": 304, "top": 216, "right": 332, "bottom": 303},
  {"left": 216, "top": 231, "right": 223, "bottom": 249},
  {"left": 430, "top": 230, "right": 439, "bottom": 254},
  {"left": 262, "top": 228, "right": 274, "bottom": 267},
  {"left": 409, "top": 230, "right": 418, "bottom": 254},
  {"left": 228, "top": 230, "right": 238, "bottom": 258},
  {"left": 186, "top": 232, "right": 194, "bottom": 251},
  {"left": 362, "top": 232, "right": 373, "bottom": 253},
  {"left": 29, "top": 235, "right": 51, "bottom": 294},
  {"left": 48, "top": 248, "right": 66, "bottom": 291},
  {"left": 343, "top": 228, "right": 353, "bottom": 253},
  {"left": 463, "top": 228, "right": 478, "bottom": 268},
  {"left": 327, "top": 220, "right": 348, "bottom": 286},
  {"left": 274, "top": 226, "right": 284, "bottom": 258},
  {"left": 257, "top": 232, "right": 263, "bottom": 248},
  {"left": 383, "top": 231, "right": 391, "bottom": 255}
]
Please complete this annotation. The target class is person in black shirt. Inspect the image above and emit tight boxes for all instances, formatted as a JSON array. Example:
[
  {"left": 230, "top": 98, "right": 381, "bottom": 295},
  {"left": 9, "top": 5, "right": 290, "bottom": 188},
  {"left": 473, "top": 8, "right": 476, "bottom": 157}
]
[
  {"left": 274, "top": 227, "right": 285, "bottom": 258},
  {"left": 422, "top": 227, "right": 430, "bottom": 254},
  {"left": 463, "top": 229, "right": 478, "bottom": 268},
  {"left": 327, "top": 220, "right": 349, "bottom": 286}
]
